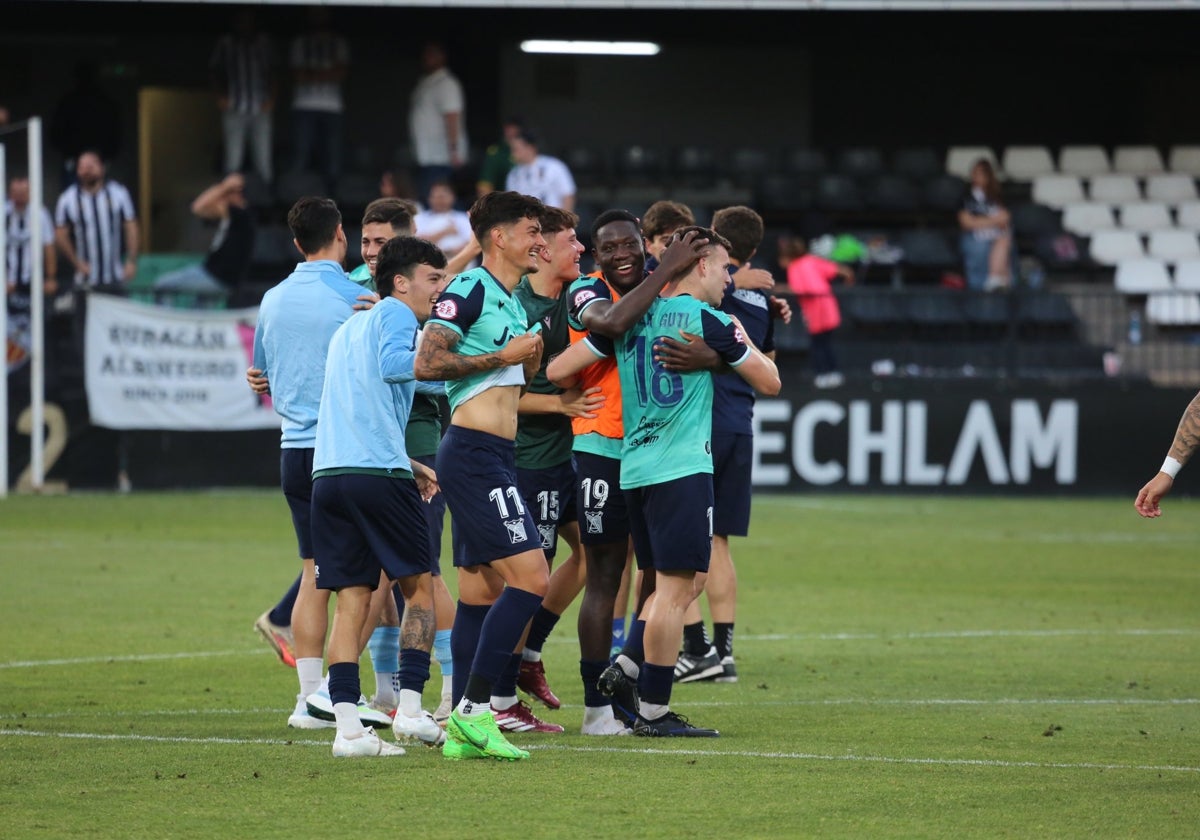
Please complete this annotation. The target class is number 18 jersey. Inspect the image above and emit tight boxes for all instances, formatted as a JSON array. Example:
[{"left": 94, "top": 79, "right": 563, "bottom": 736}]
[{"left": 586, "top": 294, "right": 751, "bottom": 489}]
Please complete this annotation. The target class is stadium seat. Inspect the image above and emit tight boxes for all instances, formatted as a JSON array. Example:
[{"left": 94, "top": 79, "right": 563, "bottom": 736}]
[
  {"left": 1016, "top": 291, "right": 1079, "bottom": 337},
  {"left": 1088, "top": 174, "right": 1142, "bottom": 204},
  {"left": 1113, "top": 145, "right": 1166, "bottom": 175},
  {"left": 1176, "top": 201, "right": 1200, "bottom": 231},
  {"left": 672, "top": 145, "right": 717, "bottom": 188},
  {"left": 1113, "top": 257, "right": 1171, "bottom": 293},
  {"left": 729, "top": 146, "right": 775, "bottom": 188},
  {"left": 1058, "top": 145, "right": 1111, "bottom": 177},
  {"left": 836, "top": 147, "right": 886, "bottom": 179},
  {"left": 249, "top": 223, "right": 299, "bottom": 274},
  {"left": 814, "top": 173, "right": 865, "bottom": 212},
  {"left": 962, "top": 291, "right": 1015, "bottom": 337},
  {"left": 333, "top": 172, "right": 379, "bottom": 217},
  {"left": 785, "top": 148, "right": 829, "bottom": 183},
  {"left": 864, "top": 174, "right": 920, "bottom": 213},
  {"left": 274, "top": 170, "right": 328, "bottom": 208},
  {"left": 1010, "top": 202, "right": 1062, "bottom": 239},
  {"left": 240, "top": 171, "right": 274, "bottom": 211},
  {"left": 564, "top": 145, "right": 609, "bottom": 190},
  {"left": 1001, "top": 146, "right": 1056, "bottom": 181},
  {"left": 1146, "top": 291, "right": 1200, "bottom": 326},
  {"left": 616, "top": 145, "right": 666, "bottom": 186},
  {"left": 756, "top": 173, "right": 814, "bottom": 214},
  {"left": 1172, "top": 257, "right": 1200, "bottom": 290},
  {"left": 1168, "top": 145, "right": 1200, "bottom": 177},
  {"left": 892, "top": 147, "right": 942, "bottom": 181},
  {"left": 945, "top": 146, "right": 999, "bottom": 180},
  {"left": 1088, "top": 229, "right": 1145, "bottom": 265},
  {"left": 906, "top": 291, "right": 966, "bottom": 337},
  {"left": 923, "top": 174, "right": 968, "bottom": 212},
  {"left": 1147, "top": 230, "right": 1200, "bottom": 262},
  {"left": 1034, "top": 231, "right": 1086, "bottom": 270},
  {"left": 1118, "top": 201, "right": 1173, "bottom": 233},
  {"left": 1144, "top": 173, "right": 1199, "bottom": 204},
  {"left": 1061, "top": 202, "right": 1116, "bottom": 236},
  {"left": 898, "top": 229, "right": 958, "bottom": 269},
  {"left": 1031, "top": 175, "right": 1085, "bottom": 209},
  {"left": 844, "top": 291, "right": 909, "bottom": 334}
]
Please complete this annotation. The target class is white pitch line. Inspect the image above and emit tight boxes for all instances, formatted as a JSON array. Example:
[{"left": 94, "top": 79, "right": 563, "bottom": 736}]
[
  {"left": 0, "top": 649, "right": 269, "bottom": 669},
  {"left": 4, "top": 729, "right": 1197, "bottom": 775}
]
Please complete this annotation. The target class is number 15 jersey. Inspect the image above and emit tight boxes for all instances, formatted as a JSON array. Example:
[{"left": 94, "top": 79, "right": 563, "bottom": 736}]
[{"left": 584, "top": 294, "right": 751, "bottom": 490}]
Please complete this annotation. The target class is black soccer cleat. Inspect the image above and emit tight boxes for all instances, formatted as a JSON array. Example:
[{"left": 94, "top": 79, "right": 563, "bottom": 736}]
[
  {"left": 633, "top": 710, "right": 719, "bottom": 738},
  {"left": 597, "top": 663, "right": 640, "bottom": 727}
]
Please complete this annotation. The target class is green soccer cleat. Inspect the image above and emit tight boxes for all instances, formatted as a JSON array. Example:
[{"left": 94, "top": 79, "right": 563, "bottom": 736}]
[
  {"left": 441, "top": 735, "right": 488, "bottom": 761},
  {"left": 446, "top": 710, "right": 530, "bottom": 761}
]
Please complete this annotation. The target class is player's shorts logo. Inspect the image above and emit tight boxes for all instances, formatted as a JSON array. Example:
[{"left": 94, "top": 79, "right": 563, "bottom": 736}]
[
  {"left": 435, "top": 299, "right": 458, "bottom": 320},
  {"left": 573, "top": 289, "right": 597, "bottom": 310},
  {"left": 313, "top": 564, "right": 320, "bottom": 581},
  {"left": 537, "top": 524, "right": 555, "bottom": 549},
  {"left": 585, "top": 510, "right": 604, "bottom": 534},
  {"left": 504, "top": 518, "right": 529, "bottom": 544}
]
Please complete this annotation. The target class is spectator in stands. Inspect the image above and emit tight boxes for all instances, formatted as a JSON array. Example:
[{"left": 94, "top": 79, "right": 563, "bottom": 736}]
[
  {"left": 958, "top": 158, "right": 1012, "bottom": 292},
  {"left": 288, "top": 7, "right": 349, "bottom": 189},
  {"left": 415, "top": 180, "right": 474, "bottom": 264},
  {"left": 778, "top": 233, "right": 853, "bottom": 389},
  {"left": 505, "top": 128, "right": 576, "bottom": 212},
  {"left": 6, "top": 174, "right": 58, "bottom": 312},
  {"left": 151, "top": 174, "right": 256, "bottom": 305},
  {"left": 49, "top": 60, "right": 123, "bottom": 192},
  {"left": 210, "top": 8, "right": 276, "bottom": 185},
  {"left": 54, "top": 150, "right": 138, "bottom": 291},
  {"left": 408, "top": 41, "right": 467, "bottom": 207},
  {"left": 1134, "top": 389, "right": 1200, "bottom": 519},
  {"left": 475, "top": 116, "right": 524, "bottom": 198}
]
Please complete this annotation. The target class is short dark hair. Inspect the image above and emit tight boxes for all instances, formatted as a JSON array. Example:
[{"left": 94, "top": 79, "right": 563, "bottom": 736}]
[
  {"left": 641, "top": 200, "right": 694, "bottom": 241},
  {"left": 539, "top": 206, "right": 580, "bottom": 237},
  {"left": 591, "top": 208, "right": 640, "bottom": 241},
  {"left": 362, "top": 197, "right": 417, "bottom": 234},
  {"left": 374, "top": 236, "right": 447, "bottom": 297},
  {"left": 711, "top": 205, "right": 764, "bottom": 264},
  {"left": 513, "top": 127, "right": 540, "bottom": 147},
  {"left": 287, "top": 197, "right": 342, "bottom": 256},
  {"left": 675, "top": 225, "right": 732, "bottom": 256},
  {"left": 468, "top": 190, "right": 545, "bottom": 246}
]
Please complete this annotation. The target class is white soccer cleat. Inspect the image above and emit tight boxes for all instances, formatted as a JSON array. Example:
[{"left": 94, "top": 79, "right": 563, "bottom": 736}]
[
  {"left": 288, "top": 696, "right": 335, "bottom": 730},
  {"left": 392, "top": 709, "right": 447, "bottom": 747},
  {"left": 332, "top": 729, "right": 406, "bottom": 757},
  {"left": 306, "top": 687, "right": 393, "bottom": 728}
]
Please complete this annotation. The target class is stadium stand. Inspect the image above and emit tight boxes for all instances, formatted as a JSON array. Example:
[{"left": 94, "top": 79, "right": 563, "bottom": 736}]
[
  {"left": 1032, "top": 174, "right": 1086, "bottom": 209},
  {"left": 1088, "top": 174, "right": 1142, "bottom": 204},
  {"left": 945, "top": 146, "right": 999, "bottom": 180},
  {"left": 1144, "top": 173, "right": 1198, "bottom": 204},
  {"left": 1113, "top": 145, "right": 1167, "bottom": 175},
  {"left": 1088, "top": 229, "right": 1146, "bottom": 265},
  {"left": 1114, "top": 257, "right": 1172, "bottom": 294},
  {"left": 1062, "top": 202, "right": 1116, "bottom": 236},
  {"left": 1118, "top": 201, "right": 1173, "bottom": 233},
  {"left": 1167, "top": 145, "right": 1200, "bottom": 177},
  {"left": 1058, "top": 145, "right": 1112, "bottom": 177},
  {"left": 1147, "top": 230, "right": 1200, "bottom": 263},
  {"left": 1000, "top": 146, "right": 1056, "bottom": 181}
]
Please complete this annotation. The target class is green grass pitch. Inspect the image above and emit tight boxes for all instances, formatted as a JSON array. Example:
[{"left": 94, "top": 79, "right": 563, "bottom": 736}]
[{"left": 1, "top": 491, "right": 1197, "bottom": 838}]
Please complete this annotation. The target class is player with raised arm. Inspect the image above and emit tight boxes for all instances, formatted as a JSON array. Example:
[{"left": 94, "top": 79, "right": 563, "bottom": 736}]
[
  {"left": 415, "top": 190, "right": 548, "bottom": 761},
  {"left": 549, "top": 226, "right": 780, "bottom": 736}
]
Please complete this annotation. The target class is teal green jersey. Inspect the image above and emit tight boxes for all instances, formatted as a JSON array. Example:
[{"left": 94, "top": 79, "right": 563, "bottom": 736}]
[
  {"left": 426, "top": 267, "right": 531, "bottom": 415},
  {"left": 348, "top": 263, "right": 375, "bottom": 292},
  {"left": 589, "top": 295, "right": 752, "bottom": 489},
  {"left": 513, "top": 277, "right": 575, "bottom": 469},
  {"left": 406, "top": 392, "right": 442, "bottom": 459}
]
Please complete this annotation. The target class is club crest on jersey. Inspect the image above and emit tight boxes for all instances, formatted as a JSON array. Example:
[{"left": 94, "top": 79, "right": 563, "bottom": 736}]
[
  {"left": 733, "top": 326, "right": 746, "bottom": 344},
  {"left": 585, "top": 510, "right": 604, "bottom": 534},
  {"left": 504, "top": 518, "right": 528, "bottom": 544},
  {"left": 573, "top": 289, "right": 597, "bottom": 310},
  {"left": 543, "top": 316, "right": 552, "bottom": 330},
  {"left": 537, "top": 524, "right": 555, "bottom": 549},
  {"left": 435, "top": 299, "right": 458, "bottom": 320}
]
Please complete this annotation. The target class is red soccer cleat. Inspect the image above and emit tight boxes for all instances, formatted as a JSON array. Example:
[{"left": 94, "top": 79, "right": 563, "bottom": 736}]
[
  {"left": 492, "top": 700, "right": 564, "bottom": 733},
  {"left": 517, "top": 659, "right": 561, "bottom": 709}
]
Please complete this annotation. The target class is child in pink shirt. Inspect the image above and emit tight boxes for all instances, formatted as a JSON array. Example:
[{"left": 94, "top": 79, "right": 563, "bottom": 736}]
[{"left": 779, "top": 235, "right": 855, "bottom": 388}]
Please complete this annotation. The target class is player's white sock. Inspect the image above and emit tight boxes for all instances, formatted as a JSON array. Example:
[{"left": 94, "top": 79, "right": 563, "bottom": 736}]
[
  {"left": 640, "top": 702, "right": 668, "bottom": 721},
  {"left": 615, "top": 654, "right": 640, "bottom": 680},
  {"left": 521, "top": 648, "right": 542, "bottom": 663},
  {"left": 373, "top": 672, "right": 397, "bottom": 708},
  {"left": 490, "top": 694, "right": 518, "bottom": 712},
  {"left": 333, "top": 702, "right": 366, "bottom": 738},
  {"left": 455, "top": 697, "right": 491, "bottom": 718},
  {"left": 297, "top": 658, "right": 323, "bottom": 699},
  {"left": 398, "top": 688, "right": 423, "bottom": 718}
]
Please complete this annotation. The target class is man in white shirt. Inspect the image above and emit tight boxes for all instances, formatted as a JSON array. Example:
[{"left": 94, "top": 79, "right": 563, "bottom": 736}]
[
  {"left": 408, "top": 42, "right": 467, "bottom": 207},
  {"left": 414, "top": 180, "right": 474, "bottom": 265},
  {"left": 505, "top": 129, "right": 576, "bottom": 213}
]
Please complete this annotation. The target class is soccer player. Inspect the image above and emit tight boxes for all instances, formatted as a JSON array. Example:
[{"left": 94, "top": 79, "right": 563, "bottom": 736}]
[
  {"left": 313, "top": 235, "right": 447, "bottom": 757},
  {"left": 414, "top": 190, "right": 548, "bottom": 761},
  {"left": 511, "top": 205, "right": 609, "bottom": 732},
  {"left": 561, "top": 210, "right": 708, "bottom": 727},
  {"left": 248, "top": 197, "right": 387, "bottom": 730},
  {"left": 549, "top": 225, "right": 780, "bottom": 736},
  {"left": 1134, "top": 389, "right": 1200, "bottom": 518}
]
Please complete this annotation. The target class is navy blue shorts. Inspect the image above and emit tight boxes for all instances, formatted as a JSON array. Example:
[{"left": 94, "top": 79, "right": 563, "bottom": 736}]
[
  {"left": 517, "top": 459, "right": 578, "bottom": 559},
  {"left": 573, "top": 451, "right": 631, "bottom": 546},
  {"left": 280, "top": 448, "right": 315, "bottom": 560},
  {"left": 712, "top": 432, "right": 753, "bottom": 538},
  {"left": 310, "top": 473, "right": 432, "bottom": 590},
  {"left": 437, "top": 425, "right": 542, "bottom": 566},
  {"left": 626, "top": 473, "right": 714, "bottom": 573},
  {"left": 412, "top": 455, "right": 445, "bottom": 576}
]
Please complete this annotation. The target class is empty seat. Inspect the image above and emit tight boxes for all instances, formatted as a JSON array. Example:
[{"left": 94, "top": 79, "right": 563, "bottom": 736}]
[
  {"left": 945, "top": 146, "right": 999, "bottom": 180},
  {"left": 1173, "top": 257, "right": 1200, "bottom": 290},
  {"left": 785, "top": 148, "right": 828, "bottom": 181},
  {"left": 1032, "top": 175, "right": 1085, "bottom": 209},
  {"left": 1061, "top": 202, "right": 1116, "bottom": 236},
  {"left": 672, "top": 145, "right": 717, "bottom": 188},
  {"left": 836, "top": 147, "right": 886, "bottom": 179},
  {"left": 240, "top": 171, "right": 275, "bottom": 210},
  {"left": 1118, "top": 201, "right": 1173, "bottom": 233},
  {"left": 906, "top": 291, "right": 966, "bottom": 334},
  {"left": 1088, "top": 174, "right": 1141, "bottom": 204},
  {"left": 1168, "top": 145, "right": 1200, "bottom": 177},
  {"left": 1089, "top": 229, "right": 1145, "bottom": 265},
  {"left": 845, "top": 292, "right": 908, "bottom": 331},
  {"left": 1017, "top": 291, "right": 1079, "bottom": 335},
  {"left": 1147, "top": 291, "right": 1200, "bottom": 326},
  {"left": 963, "top": 292, "right": 1015, "bottom": 333},
  {"left": 729, "top": 146, "right": 775, "bottom": 188},
  {"left": 1113, "top": 145, "right": 1166, "bottom": 175},
  {"left": 1176, "top": 201, "right": 1200, "bottom": 230},
  {"left": 333, "top": 171, "right": 379, "bottom": 215},
  {"left": 892, "top": 147, "right": 942, "bottom": 181},
  {"left": 1010, "top": 202, "right": 1062, "bottom": 239},
  {"left": 274, "top": 170, "right": 328, "bottom": 207},
  {"left": 1001, "top": 146, "right": 1056, "bottom": 181},
  {"left": 756, "top": 173, "right": 813, "bottom": 213},
  {"left": 250, "top": 223, "right": 299, "bottom": 270},
  {"left": 564, "top": 146, "right": 609, "bottom": 188},
  {"left": 898, "top": 229, "right": 958, "bottom": 269},
  {"left": 1113, "top": 257, "right": 1171, "bottom": 293},
  {"left": 865, "top": 174, "right": 920, "bottom": 212},
  {"left": 815, "top": 173, "right": 865, "bottom": 212},
  {"left": 616, "top": 145, "right": 666, "bottom": 185},
  {"left": 1147, "top": 230, "right": 1200, "bottom": 262},
  {"left": 1035, "top": 231, "right": 1086, "bottom": 269},
  {"left": 1058, "top": 145, "right": 1111, "bottom": 177},
  {"left": 1144, "top": 173, "right": 1199, "bottom": 204},
  {"left": 923, "top": 174, "right": 967, "bottom": 212}
]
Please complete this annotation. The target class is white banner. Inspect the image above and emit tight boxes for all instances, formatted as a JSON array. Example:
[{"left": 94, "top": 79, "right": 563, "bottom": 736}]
[{"left": 85, "top": 295, "right": 281, "bottom": 431}]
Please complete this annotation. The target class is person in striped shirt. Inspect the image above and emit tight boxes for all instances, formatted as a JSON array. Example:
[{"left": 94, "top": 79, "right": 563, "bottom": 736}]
[
  {"left": 6, "top": 174, "right": 58, "bottom": 312},
  {"left": 210, "top": 8, "right": 276, "bottom": 185},
  {"left": 53, "top": 150, "right": 137, "bottom": 290}
]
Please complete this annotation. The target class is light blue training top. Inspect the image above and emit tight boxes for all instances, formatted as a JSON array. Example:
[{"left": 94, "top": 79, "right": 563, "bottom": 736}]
[{"left": 252, "top": 260, "right": 364, "bottom": 448}]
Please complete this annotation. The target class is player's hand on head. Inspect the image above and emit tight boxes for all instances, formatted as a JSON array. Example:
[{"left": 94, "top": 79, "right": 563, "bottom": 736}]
[{"left": 657, "top": 229, "right": 709, "bottom": 278}]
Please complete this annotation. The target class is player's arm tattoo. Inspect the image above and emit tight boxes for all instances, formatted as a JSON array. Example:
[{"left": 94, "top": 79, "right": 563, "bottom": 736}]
[
  {"left": 414, "top": 323, "right": 505, "bottom": 381},
  {"left": 400, "top": 602, "right": 437, "bottom": 651},
  {"left": 1168, "top": 390, "right": 1200, "bottom": 465}
]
